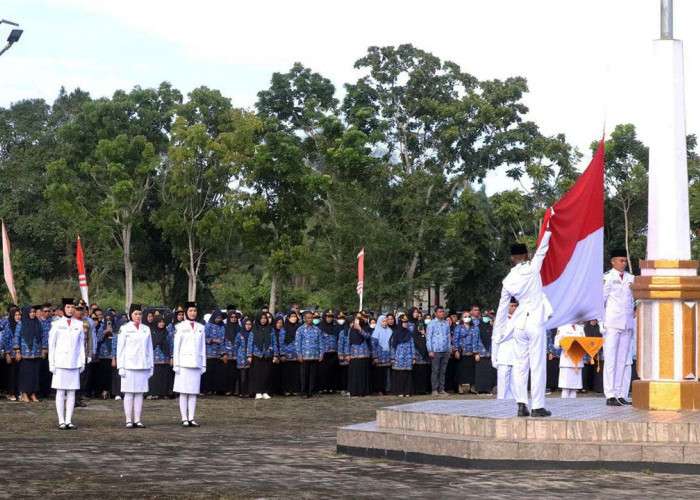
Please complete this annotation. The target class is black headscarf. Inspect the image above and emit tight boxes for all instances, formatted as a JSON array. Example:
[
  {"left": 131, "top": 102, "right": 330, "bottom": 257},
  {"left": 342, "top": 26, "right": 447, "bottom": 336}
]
[
  {"left": 252, "top": 313, "right": 272, "bottom": 352},
  {"left": 584, "top": 321, "right": 602, "bottom": 337},
  {"left": 319, "top": 312, "right": 339, "bottom": 337},
  {"left": 478, "top": 321, "right": 493, "bottom": 351},
  {"left": 407, "top": 307, "right": 419, "bottom": 326},
  {"left": 391, "top": 325, "right": 413, "bottom": 348},
  {"left": 208, "top": 309, "right": 224, "bottom": 325},
  {"left": 386, "top": 314, "right": 400, "bottom": 335},
  {"left": 412, "top": 321, "right": 428, "bottom": 358},
  {"left": 116, "top": 311, "right": 128, "bottom": 330},
  {"left": 349, "top": 318, "right": 369, "bottom": 346},
  {"left": 224, "top": 311, "right": 240, "bottom": 342},
  {"left": 241, "top": 318, "right": 252, "bottom": 344},
  {"left": 283, "top": 312, "right": 299, "bottom": 345},
  {"left": 151, "top": 315, "right": 170, "bottom": 357},
  {"left": 20, "top": 305, "right": 43, "bottom": 347}
]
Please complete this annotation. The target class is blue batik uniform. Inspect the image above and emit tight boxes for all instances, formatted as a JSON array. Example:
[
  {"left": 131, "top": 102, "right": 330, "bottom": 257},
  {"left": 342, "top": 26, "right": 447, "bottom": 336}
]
[
  {"left": 338, "top": 329, "right": 349, "bottom": 365},
  {"left": 371, "top": 337, "right": 392, "bottom": 366},
  {"left": 3, "top": 322, "right": 18, "bottom": 360},
  {"left": 321, "top": 324, "right": 339, "bottom": 354},
  {"left": 278, "top": 329, "right": 297, "bottom": 360},
  {"left": 40, "top": 319, "right": 50, "bottom": 351},
  {"left": 473, "top": 327, "right": 491, "bottom": 356},
  {"left": 547, "top": 329, "right": 561, "bottom": 357},
  {"left": 426, "top": 319, "right": 451, "bottom": 353},
  {"left": 153, "top": 340, "right": 170, "bottom": 364},
  {"left": 453, "top": 324, "right": 474, "bottom": 354},
  {"left": 97, "top": 322, "right": 115, "bottom": 359},
  {"left": 235, "top": 332, "right": 251, "bottom": 367},
  {"left": 295, "top": 325, "right": 323, "bottom": 360},
  {"left": 205, "top": 322, "right": 224, "bottom": 358},
  {"left": 347, "top": 329, "right": 371, "bottom": 359},
  {"left": 391, "top": 341, "right": 415, "bottom": 370},
  {"left": 246, "top": 331, "right": 279, "bottom": 359},
  {"left": 13, "top": 322, "right": 44, "bottom": 359}
]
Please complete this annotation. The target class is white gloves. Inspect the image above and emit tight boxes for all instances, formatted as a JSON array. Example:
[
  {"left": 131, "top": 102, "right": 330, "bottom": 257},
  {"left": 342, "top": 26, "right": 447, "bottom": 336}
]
[
  {"left": 49, "top": 366, "right": 56, "bottom": 374},
  {"left": 491, "top": 357, "right": 499, "bottom": 369},
  {"left": 599, "top": 321, "right": 606, "bottom": 334},
  {"left": 87, "top": 357, "right": 92, "bottom": 364},
  {"left": 173, "top": 365, "right": 181, "bottom": 375},
  {"left": 201, "top": 367, "right": 206, "bottom": 374},
  {"left": 79, "top": 365, "right": 85, "bottom": 374},
  {"left": 148, "top": 368, "right": 153, "bottom": 378},
  {"left": 119, "top": 368, "right": 126, "bottom": 377}
]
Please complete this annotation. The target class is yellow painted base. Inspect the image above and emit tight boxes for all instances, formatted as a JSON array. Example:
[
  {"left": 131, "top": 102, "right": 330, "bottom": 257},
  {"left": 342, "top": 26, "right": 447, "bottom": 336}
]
[{"left": 632, "top": 380, "right": 700, "bottom": 410}]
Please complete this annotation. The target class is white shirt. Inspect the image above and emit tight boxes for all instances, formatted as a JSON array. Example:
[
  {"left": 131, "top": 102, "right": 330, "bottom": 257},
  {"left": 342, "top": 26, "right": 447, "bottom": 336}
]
[
  {"left": 493, "top": 314, "right": 516, "bottom": 366},
  {"left": 555, "top": 323, "right": 585, "bottom": 368},
  {"left": 48, "top": 316, "right": 86, "bottom": 370},
  {"left": 173, "top": 320, "right": 206, "bottom": 370},
  {"left": 116, "top": 321, "right": 154, "bottom": 370},
  {"left": 602, "top": 269, "right": 635, "bottom": 330}
]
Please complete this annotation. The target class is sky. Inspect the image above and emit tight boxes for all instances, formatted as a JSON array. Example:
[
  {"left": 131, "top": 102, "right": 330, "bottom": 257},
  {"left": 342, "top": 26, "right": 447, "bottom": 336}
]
[{"left": 1, "top": 0, "right": 698, "bottom": 193}]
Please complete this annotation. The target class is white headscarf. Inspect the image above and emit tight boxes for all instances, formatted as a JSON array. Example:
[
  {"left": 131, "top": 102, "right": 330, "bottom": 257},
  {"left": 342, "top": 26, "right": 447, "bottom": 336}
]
[{"left": 372, "top": 314, "right": 393, "bottom": 351}]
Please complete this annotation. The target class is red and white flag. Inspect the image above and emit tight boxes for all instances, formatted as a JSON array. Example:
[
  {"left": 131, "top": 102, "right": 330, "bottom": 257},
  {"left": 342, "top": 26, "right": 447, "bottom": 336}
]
[
  {"left": 1, "top": 220, "right": 17, "bottom": 305},
  {"left": 538, "top": 138, "right": 605, "bottom": 329},
  {"left": 356, "top": 248, "right": 365, "bottom": 296},
  {"left": 77, "top": 234, "right": 89, "bottom": 304}
]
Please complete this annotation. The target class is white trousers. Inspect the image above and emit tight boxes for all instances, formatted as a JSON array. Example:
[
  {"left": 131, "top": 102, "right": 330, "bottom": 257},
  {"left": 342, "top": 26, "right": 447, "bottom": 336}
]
[
  {"left": 513, "top": 323, "right": 546, "bottom": 409},
  {"left": 603, "top": 327, "right": 632, "bottom": 398},
  {"left": 496, "top": 365, "right": 516, "bottom": 400},
  {"left": 622, "top": 363, "right": 632, "bottom": 399}
]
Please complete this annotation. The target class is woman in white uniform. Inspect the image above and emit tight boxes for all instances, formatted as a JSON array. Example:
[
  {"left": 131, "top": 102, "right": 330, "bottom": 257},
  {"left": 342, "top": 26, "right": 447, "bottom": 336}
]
[
  {"left": 173, "top": 302, "right": 206, "bottom": 427},
  {"left": 116, "top": 304, "right": 153, "bottom": 428},
  {"left": 49, "top": 298, "right": 85, "bottom": 430},
  {"left": 554, "top": 323, "right": 585, "bottom": 398}
]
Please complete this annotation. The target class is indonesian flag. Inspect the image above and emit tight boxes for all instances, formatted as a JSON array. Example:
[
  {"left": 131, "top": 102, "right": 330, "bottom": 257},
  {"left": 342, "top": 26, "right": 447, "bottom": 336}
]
[
  {"left": 1, "top": 220, "right": 17, "bottom": 305},
  {"left": 538, "top": 138, "right": 605, "bottom": 329},
  {"left": 77, "top": 235, "right": 89, "bottom": 304},
  {"left": 357, "top": 248, "right": 365, "bottom": 296}
]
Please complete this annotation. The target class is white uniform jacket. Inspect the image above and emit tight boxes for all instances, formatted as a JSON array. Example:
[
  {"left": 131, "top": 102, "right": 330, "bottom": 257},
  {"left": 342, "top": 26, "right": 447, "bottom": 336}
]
[
  {"left": 48, "top": 316, "right": 86, "bottom": 371},
  {"left": 117, "top": 322, "right": 154, "bottom": 370},
  {"left": 493, "top": 231, "right": 553, "bottom": 339},
  {"left": 492, "top": 314, "right": 516, "bottom": 367},
  {"left": 173, "top": 320, "right": 206, "bottom": 370},
  {"left": 554, "top": 324, "right": 585, "bottom": 369},
  {"left": 602, "top": 269, "right": 635, "bottom": 331}
]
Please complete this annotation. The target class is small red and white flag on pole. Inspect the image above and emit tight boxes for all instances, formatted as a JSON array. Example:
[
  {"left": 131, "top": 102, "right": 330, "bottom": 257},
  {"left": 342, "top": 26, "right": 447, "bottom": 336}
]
[
  {"left": 357, "top": 248, "right": 365, "bottom": 311},
  {"left": 1, "top": 220, "right": 17, "bottom": 305},
  {"left": 77, "top": 234, "right": 89, "bottom": 305}
]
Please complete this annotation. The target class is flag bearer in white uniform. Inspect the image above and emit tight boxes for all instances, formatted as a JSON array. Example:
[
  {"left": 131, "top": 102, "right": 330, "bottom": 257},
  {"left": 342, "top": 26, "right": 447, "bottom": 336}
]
[
  {"left": 49, "top": 298, "right": 85, "bottom": 430},
  {"left": 554, "top": 322, "right": 585, "bottom": 398},
  {"left": 116, "top": 304, "right": 153, "bottom": 429},
  {"left": 600, "top": 249, "right": 635, "bottom": 406},
  {"left": 491, "top": 299, "right": 518, "bottom": 400},
  {"left": 494, "top": 230, "right": 553, "bottom": 417},
  {"left": 173, "top": 301, "right": 206, "bottom": 427}
]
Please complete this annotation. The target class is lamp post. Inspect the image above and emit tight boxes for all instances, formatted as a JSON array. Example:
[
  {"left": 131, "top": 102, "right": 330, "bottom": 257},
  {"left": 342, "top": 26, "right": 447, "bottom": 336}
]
[{"left": 0, "top": 18, "right": 22, "bottom": 58}]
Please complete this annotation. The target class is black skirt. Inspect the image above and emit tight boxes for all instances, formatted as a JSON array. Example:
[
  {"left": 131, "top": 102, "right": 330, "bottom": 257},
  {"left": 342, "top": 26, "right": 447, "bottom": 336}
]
[
  {"left": 474, "top": 358, "right": 496, "bottom": 393},
  {"left": 3, "top": 358, "right": 18, "bottom": 395},
  {"left": 202, "top": 358, "right": 222, "bottom": 393},
  {"left": 149, "top": 364, "right": 172, "bottom": 397},
  {"left": 348, "top": 358, "right": 370, "bottom": 397},
  {"left": 546, "top": 357, "right": 560, "bottom": 390},
  {"left": 270, "top": 359, "right": 282, "bottom": 395},
  {"left": 221, "top": 359, "right": 237, "bottom": 393},
  {"left": 39, "top": 358, "right": 52, "bottom": 397},
  {"left": 237, "top": 368, "right": 250, "bottom": 396},
  {"left": 371, "top": 365, "right": 390, "bottom": 393},
  {"left": 457, "top": 355, "right": 476, "bottom": 384},
  {"left": 249, "top": 357, "right": 272, "bottom": 394},
  {"left": 93, "top": 358, "right": 113, "bottom": 393},
  {"left": 391, "top": 369, "right": 413, "bottom": 396},
  {"left": 280, "top": 360, "right": 300, "bottom": 394},
  {"left": 446, "top": 356, "right": 459, "bottom": 392},
  {"left": 111, "top": 365, "right": 121, "bottom": 396},
  {"left": 318, "top": 352, "right": 339, "bottom": 391},
  {"left": 337, "top": 364, "right": 348, "bottom": 391},
  {"left": 412, "top": 364, "right": 431, "bottom": 395},
  {"left": 18, "top": 358, "right": 40, "bottom": 394}
]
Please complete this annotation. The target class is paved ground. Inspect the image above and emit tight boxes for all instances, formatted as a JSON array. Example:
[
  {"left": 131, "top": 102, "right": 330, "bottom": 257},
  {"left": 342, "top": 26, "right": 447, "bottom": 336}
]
[{"left": 0, "top": 392, "right": 697, "bottom": 498}]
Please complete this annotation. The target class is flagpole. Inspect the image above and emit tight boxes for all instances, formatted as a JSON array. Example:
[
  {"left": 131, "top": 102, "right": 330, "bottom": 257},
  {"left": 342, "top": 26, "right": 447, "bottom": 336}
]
[{"left": 357, "top": 248, "right": 365, "bottom": 312}]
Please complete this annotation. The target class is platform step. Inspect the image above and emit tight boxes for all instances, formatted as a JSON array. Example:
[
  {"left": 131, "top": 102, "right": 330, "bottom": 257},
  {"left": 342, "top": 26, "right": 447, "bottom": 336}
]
[{"left": 375, "top": 399, "right": 700, "bottom": 444}]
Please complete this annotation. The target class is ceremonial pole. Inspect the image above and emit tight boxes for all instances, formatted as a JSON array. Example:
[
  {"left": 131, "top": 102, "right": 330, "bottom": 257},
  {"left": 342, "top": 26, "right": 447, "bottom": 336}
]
[
  {"left": 632, "top": 0, "right": 700, "bottom": 409},
  {"left": 357, "top": 248, "right": 365, "bottom": 311}
]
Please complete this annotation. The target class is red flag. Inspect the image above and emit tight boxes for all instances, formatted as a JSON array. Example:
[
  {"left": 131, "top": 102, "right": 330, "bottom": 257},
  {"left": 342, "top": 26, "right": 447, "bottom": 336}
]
[
  {"left": 357, "top": 248, "right": 365, "bottom": 296},
  {"left": 538, "top": 138, "right": 605, "bottom": 329},
  {"left": 77, "top": 235, "right": 89, "bottom": 304},
  {"left": 2, "top": 220, "right": 17, "bottom": 305}
]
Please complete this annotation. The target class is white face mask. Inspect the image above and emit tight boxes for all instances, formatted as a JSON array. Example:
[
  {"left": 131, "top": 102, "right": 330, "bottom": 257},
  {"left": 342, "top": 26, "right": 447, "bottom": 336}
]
[
  {"left": 337, "top": 319, "right": 345, "bottom": 325},
  {"left": 370, "top": 323, "right": 376, "bottom": 329},
  {"left": 463, "top": 317, "right": 471, "bottom": 323},
  {"left": 483, "top": 317, "right": 491, "bottom": 324},
  {"left": 424, "top": 319, "right": 432, "bottom": 325}
]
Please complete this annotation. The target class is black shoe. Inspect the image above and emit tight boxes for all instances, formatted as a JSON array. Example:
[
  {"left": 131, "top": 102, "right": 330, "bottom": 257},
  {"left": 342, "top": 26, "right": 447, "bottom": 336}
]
[
  {"left": 188, "top": 420, "right": 200, "bottom": 427},
  {"left": 134, "top": 422, "right": 146, "bottom": 429},
  {"left": 606, "top": 397, "right": 622, "bottom": 406},
  {"left": 58, "top": 423, "right": 67, "bottom": 430},
  {"left": 125, "top": 422, "right": 134, "bottom": 429},
  {"left": 531, "top": 408, "right": 552, "bottom": 417},
  {"left": 617, "top": 398, "right": 632, "bottom": 406},
  {"left": 182, "top": 420, "right": 191, "bottom": 427},
  {"left": 517, "top": 403, "right": 530, "bottom": 417},
  {"left": 66, "top": 423, "right": 78, "bottom": 430}
]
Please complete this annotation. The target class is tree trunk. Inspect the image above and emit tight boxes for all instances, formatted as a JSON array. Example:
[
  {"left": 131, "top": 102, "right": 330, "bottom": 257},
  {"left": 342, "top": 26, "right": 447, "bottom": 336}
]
[
  {"left": 122, "top": 225, "right": 133, "bottom": 311},
  {"left": 269, "top": 275, "right": 279, "bottom": 315}
]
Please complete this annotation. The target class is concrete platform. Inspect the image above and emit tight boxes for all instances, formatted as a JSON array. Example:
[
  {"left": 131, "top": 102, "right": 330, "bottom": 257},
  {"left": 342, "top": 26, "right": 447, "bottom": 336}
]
[{"left": 337, "top": 398, "right": 700, "bottom": 473}]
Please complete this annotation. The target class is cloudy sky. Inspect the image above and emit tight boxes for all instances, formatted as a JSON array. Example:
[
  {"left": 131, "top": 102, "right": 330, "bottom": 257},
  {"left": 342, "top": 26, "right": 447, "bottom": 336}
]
[{"left": 1, "top": 0, "right": 698, "bottom": 192}]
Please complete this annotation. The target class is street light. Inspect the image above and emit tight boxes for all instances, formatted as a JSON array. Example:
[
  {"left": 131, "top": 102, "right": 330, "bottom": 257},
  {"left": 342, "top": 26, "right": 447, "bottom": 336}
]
[{"left": 0, "top": 18, "right": 22, "bottom": 58}]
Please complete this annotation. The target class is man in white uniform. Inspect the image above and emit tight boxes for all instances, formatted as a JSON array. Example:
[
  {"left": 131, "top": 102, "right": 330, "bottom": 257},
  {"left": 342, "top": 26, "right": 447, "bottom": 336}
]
[
  {"left": 493, "top": 230, "right": 553, "bottom": 417},
  {"left": 491, "top": 299, "right": 518, "bottom": 400},
  {"left": 601, "top": 249, "right": 635, "bottom": 406}
]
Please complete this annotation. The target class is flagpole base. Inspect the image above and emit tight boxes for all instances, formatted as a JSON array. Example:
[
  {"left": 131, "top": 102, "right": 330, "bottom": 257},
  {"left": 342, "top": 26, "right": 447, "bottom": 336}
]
[
  {"left": 633, "top": 260, "right": 700, "bottom": 405},
  {"left": 632, "top": 380, "right": 700, "bottom": 410}
]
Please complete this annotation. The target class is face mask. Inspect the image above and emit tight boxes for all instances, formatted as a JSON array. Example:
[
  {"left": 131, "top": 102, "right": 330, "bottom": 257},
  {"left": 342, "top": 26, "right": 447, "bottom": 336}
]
[
  {"left": 424, "top": 319, "right": 432, "bottom": 325},
  {"left": 370, "top": 323, "right": 376, "bottom": 329},
  {"left": 483, "top": 317, "right": 491, "bottom": 324},
  {"left": 337, "top": 319, "right": 345, "bottom": 325},
  {"left": 312, "top": 319, "right": 320, "bottom": 325},
  {"left": 463, "top": 317, "right": 471, "bottom": 323}
]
